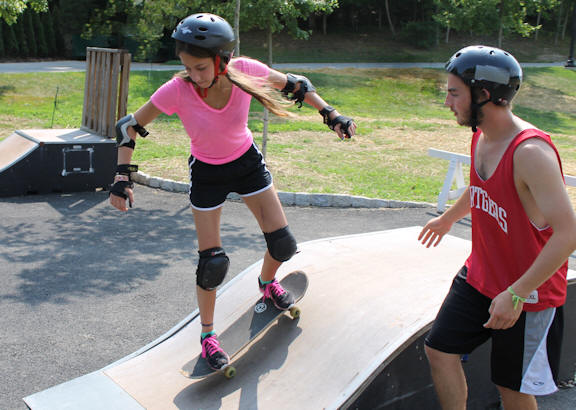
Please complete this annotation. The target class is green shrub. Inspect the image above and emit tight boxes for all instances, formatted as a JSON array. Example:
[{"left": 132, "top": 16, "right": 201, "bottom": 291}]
[{"left": 399, "top": 21, "right": 438, "bottom": 49}]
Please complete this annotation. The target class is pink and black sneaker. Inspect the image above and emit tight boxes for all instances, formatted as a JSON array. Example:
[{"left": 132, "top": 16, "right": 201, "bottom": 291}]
[
  {"left": 201, "top": 333, "right": 229, "bottom": 370},
  {"left": 258, "top": 277, "right": 295, "bottom": 310}
]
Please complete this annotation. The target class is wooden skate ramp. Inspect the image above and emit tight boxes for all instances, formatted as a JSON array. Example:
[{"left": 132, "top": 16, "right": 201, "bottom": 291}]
[
  {"left": 102, "top": 226, "right": 471, "bottom": 409},
  {"left": 23, "top": 227, "right": 576, "bottom": 409}
]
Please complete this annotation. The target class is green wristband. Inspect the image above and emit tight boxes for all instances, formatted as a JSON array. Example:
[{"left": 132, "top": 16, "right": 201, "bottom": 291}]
[{"left": 507, "top": 286, "right": 527, "bottom": 310}]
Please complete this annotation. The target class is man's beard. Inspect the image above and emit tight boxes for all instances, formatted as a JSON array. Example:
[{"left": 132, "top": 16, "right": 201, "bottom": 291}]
[{"left": 460, "top": 104, "right": 484, "bottom": 128}]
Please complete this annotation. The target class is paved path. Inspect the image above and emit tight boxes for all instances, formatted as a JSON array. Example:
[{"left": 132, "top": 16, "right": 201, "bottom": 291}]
[
  {"left": 0, "top": 60, "right": 568, "bottom": 73},
  {"left": 1, "top": 186, "right": 575, "bottom": 409}
]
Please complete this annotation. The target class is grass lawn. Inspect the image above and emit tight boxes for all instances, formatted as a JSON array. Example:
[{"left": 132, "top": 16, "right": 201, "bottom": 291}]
[{"left": 1, "top": 35, "right": 575, "bottom": 207}]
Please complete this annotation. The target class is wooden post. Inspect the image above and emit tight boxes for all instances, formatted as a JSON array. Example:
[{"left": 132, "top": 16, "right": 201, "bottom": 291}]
[{"left": 81, "top": 47, "right": 131, "bottom": 138}]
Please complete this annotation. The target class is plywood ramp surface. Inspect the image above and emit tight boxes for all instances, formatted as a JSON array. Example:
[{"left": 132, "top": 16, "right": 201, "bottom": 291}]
[
  {"left": 104, "top": 226, "right": 471, "bottom": 410},
  {"left": 14, "top": 128, "right": 114, "bottom": 144},
  {"left": 0, "top": 132, "right": 38, "bottom": 171}
]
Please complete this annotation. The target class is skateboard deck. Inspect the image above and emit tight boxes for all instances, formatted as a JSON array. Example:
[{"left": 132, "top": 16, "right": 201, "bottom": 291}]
[{"left": 181, "top": 270, "right": 308, "bottom": 379}]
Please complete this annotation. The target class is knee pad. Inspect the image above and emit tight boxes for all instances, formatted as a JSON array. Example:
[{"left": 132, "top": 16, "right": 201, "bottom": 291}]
[
  {"left": 264, "top": 226, "right": 297, "bottom": 262},
  {"left": 196, "top": 247, "right": 230, "bottom": 290}
]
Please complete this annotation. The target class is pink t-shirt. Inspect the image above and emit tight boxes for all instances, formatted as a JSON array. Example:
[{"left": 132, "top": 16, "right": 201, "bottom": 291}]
[{"left": 150, "top": 57, "right": 270, "bottom": 164}]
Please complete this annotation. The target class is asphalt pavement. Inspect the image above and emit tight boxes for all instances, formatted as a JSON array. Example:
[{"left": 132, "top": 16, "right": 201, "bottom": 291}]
[{"left": 0, "top": 185, "right": 574, "bottom": 409}]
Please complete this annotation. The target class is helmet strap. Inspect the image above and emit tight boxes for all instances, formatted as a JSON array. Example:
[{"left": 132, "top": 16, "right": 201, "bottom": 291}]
[
  {"left": 469, "top": 88, "right": 490, "bottom": 132},
  {"left": 216, "top": 55, "right": 229, "bottom": 76},
  {"left": 194, "top": 55, "right": 229, "bottom": 99}
]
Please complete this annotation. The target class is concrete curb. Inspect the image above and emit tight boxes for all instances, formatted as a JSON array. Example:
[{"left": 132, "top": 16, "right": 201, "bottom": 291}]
[{"left": 131, "top": 171, "right": 435, "bottom": 209}]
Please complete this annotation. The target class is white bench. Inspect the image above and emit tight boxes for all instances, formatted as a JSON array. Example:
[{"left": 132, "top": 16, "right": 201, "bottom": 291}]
[
  {"left": 428, "top": 148, "right": 471, "bottom": 213},
  {"left": 429, "top": 148, "right": 576, "bottom": 213}
]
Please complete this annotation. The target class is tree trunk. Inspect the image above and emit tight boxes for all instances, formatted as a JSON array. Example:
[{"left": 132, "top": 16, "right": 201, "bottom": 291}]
[
  {"left": 262, "top": 108, "right": 269, "bottom": 159},
  {"left": 568, "top": 1, "right": 576, "bottom": 66},
  {"left": 262, "top": 27, "right": 273, "bottom": 159},
  {"left": 309, "top": 14, "right": 316, "bottom": 31},
  {"left": 535, "top": 11, "right": 541, "bottom": 41},
  {"left": 267, "top": 27, "right": 273, "bottom": 66},
  {"left": 234, "top": 0, "right": 240, "bottom": 56},
  {"left": 384, "top": 0, "right": 395, "bottom": 37},
  {"left": 322, "top": 14, "right": 327, "bottom": 35},
  {"left": 563, "top": 5, "right": 571, "bottom": 40},
  {"left": 445, "top": 26, "right": 450, "bottom": 43},
  {"left": 377, "top": 7, "right": 382, "bottom": 30},
  {"left": 555, "top": 3, "right": 564, "bottom": 45},
  {"left": 498, "top": 2, "right": 504, "bottom": 48}
]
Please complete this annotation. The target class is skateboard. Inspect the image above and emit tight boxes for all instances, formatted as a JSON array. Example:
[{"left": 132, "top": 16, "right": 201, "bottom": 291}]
[{"left": 181, "top": 270, "right": 308, "bottom": 379}]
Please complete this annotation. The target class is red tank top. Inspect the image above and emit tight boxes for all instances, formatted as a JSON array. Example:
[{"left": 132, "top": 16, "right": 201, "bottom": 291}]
[{"left": 465, "top": 128, "right": 568, "bottom": 311}]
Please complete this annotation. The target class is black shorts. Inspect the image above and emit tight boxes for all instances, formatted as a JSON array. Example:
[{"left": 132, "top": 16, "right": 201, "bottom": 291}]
[
  {"left": 425, "top": 266, "right": 563, "bottom": 395},
  {"left": 188, "top": 143, "right": 273, "bottom": 210}
]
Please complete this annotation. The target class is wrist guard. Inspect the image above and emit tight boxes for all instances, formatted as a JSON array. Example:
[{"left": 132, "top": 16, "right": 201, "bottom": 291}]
[
  {"left": 110, "top": 164, "right": 138, "bottom": 206},
  {"left": 116, "top": 114, "right": 149, "bottom": 149},
  {"left": 325, "top": 114, "right": 354, "bottom": 139},
  {"left": 110, "top": 180, "right": 133, "bottom": 201},
  {"left": 319, "top": 105, "right": 336, "bottom": 124},
  {"left": 282, "top": 73, "right": 316, "bottom": 108},
  {"left": 116, "top": 164, "right": 138, "bottom": 176},
  {"left": 319, "top": 105, "right": 354, "bottom": 138}
]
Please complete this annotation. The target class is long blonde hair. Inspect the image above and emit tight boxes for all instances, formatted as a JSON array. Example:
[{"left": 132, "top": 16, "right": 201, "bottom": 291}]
[{"left": 174, "top": 41, "right": 293, "bottom": 117}]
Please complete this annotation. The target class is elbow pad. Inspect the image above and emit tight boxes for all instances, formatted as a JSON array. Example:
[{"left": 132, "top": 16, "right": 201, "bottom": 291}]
[
  {"left": 115, "top": 114, "right": 149, "bottom": 149},
  {"left": 282, "top": 73, "right": 316, "bottom": 107}
]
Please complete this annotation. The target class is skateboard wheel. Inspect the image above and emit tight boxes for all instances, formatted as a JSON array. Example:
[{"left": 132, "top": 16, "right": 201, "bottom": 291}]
[
  {"left": 289, "top": 306, "right": 301, "bottom": 319},
  {"left": 224, "top": 366, "right": 236, "bottom": 379}
]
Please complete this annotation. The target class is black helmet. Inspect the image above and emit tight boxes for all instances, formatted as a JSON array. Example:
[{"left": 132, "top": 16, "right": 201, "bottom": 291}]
[
  {"left": 445, "top": 45, "right": 522, "bottom": 105},
  {"left": 172, "top": 13, "right": 235, "bottom": 62}
]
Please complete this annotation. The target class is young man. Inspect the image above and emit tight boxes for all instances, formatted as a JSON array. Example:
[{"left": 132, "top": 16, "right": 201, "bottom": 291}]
[{"left": 418, "top": 45, "right": 576, "bottom": 410}]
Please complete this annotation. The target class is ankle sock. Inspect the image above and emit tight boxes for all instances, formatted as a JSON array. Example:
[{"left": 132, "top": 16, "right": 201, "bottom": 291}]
[
  {"left": 259, "top": 276, "right": 274, "bottom": 285},
  {"left": 201, "top": 330, "right": 215, "bottom": 340}
]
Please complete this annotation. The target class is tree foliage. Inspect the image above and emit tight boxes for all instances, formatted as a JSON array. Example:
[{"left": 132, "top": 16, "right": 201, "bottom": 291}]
[
  {"left": 129, "top": 0, "right": 336, "bottom": 60},
  {"left": 131, "top": 0, "right": 224, "bottom": 60},
  {"left": 432, "top": 0, "right": 562, "bottom": 46},
  {"left": 1, "top": 0, "right": 574, "bottom": 60},
  {"left": 239, "top": 0, "right": 337, "bottom": 39},
  {"left": 83, "top": 0, "right": 136, "bottom": 47},
  {"left": 0, "top": 0, "right": 47, "bottom": 24},
  {"left": 2, "top": 21, "right": 18, "bottom": 55}
]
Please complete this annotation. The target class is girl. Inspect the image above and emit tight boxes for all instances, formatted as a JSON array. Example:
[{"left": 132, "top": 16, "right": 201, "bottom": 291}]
[{"left": 109, "top": 13, "right": 356, "bottom": 370}]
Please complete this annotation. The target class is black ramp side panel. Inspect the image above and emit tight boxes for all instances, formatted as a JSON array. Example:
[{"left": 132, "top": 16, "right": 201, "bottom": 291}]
[
  {"left": 346, "top": 331, "right": 500, "bottom": 410},
  {"left": 347, "top": 275, "right": 576, "bottom": 410},
  {"left": 559, "top": 276, "right": 576, "bottom": 382},
  {"left": 0, "top": 129, "right": 116, "bottom": 197}
]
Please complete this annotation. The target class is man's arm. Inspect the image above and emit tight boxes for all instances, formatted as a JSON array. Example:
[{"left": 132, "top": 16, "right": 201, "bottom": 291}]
[
  {"left": 511, "top": 139, "right": 576, "bottom": 295},
  {"left": 484, "top": 139, "right": 576, "bottom": 329},
  {"left": 418, "top": 186, "right": 471, "bottom": 248}
]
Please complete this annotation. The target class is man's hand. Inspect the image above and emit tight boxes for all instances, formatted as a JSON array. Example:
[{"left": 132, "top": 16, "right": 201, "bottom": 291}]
[
  {"left": 418, "top": 216, "right": 453, "bottom": 248},
  {"left": 483, "top": 290, "right": 523, "bottom": 329}
]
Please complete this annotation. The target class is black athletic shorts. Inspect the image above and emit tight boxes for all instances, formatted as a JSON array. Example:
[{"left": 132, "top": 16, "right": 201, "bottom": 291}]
[
  {"left": 425, "top": 266, "right": 563, "bottom": 395},
  {"left": 188, "top": 143, "right": 273, "bottom": 210}
]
